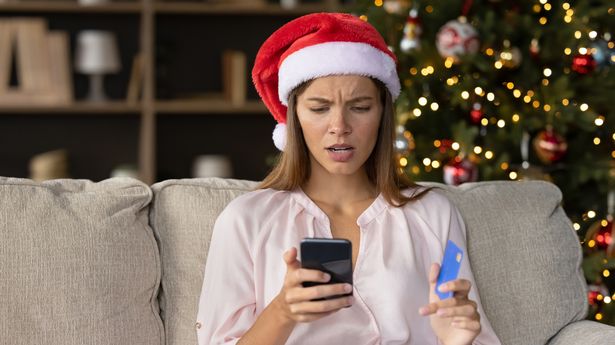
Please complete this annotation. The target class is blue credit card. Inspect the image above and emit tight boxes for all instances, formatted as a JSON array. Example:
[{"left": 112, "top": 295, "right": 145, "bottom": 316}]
[{"left": 435, "top": 240, "right": 464, "bottom": 300}]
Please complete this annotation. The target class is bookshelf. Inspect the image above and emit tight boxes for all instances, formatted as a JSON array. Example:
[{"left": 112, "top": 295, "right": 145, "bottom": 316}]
[{"left": 0, "top": 0, "right": 349, "bottom": 184}]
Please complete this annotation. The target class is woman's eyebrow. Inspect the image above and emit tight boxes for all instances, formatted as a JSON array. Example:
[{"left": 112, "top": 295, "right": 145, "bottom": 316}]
[
  {"left": 347, "top": 96, "right": 374, "bottom": 103},
  {"left": 305, "top": 97, "right": 332, "bottom": 103}
]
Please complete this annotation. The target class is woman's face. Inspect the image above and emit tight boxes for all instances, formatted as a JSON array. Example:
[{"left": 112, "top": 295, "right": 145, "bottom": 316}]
[{"left": 296, "top": 75, "right": 382, "bottom": 177}]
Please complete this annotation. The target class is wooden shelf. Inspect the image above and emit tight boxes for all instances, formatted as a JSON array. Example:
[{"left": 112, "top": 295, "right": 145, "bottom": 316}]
[
  {"left": 154, "top": 2, "right": 345, "bottom": 15},
  {"left": 155, "top": 99, "right": 268, "bottom": 114},
  {"left": 0, "top": 1, "right": 141, "bottom": 14},
  {"left": 0, "top": 101, "right": 142, "bottom": 114}
]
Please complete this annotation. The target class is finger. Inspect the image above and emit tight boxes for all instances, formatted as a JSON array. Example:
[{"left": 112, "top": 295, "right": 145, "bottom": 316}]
[
  {"left": 283, "top": 247, "right": 300, "bottom": 270},
  {"left": 451, "top": 319, "right": 482, "bottom": 332},
  {"left": 419, "top": 296, "right": 465, "bottom": 316},
  {"left": 286, "top": 283, "right": 352, "bottom": 303},
  {"left": 428, "top": 263, "right": 440, "bottom": 285},
  {"left": 289, "top": 295, "right": 354, "bottom": 315},
  {"left": 438, "top": 279, "right": 472, "bottom": 298},
  {"left": 435, "top": 304, "right": 477, "bottom": 318},
  {"left": 294, "top": 269, "right": 332, "bottom": 285}
]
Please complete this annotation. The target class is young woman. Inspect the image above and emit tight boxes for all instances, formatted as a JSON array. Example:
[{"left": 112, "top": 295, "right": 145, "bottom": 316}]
[{"left": 197, "top": 13, "right": 501, "bottom": 345}]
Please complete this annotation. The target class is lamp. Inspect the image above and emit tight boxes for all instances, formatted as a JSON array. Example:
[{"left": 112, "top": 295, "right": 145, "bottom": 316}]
[{"left": 75, "top": 30, "right": 121, "bottom": 102}]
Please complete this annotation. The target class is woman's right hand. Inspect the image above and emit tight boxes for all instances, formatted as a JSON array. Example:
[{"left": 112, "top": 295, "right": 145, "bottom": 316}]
[{"left": 273, "top": 247, "right": 354, "bottom": 324}]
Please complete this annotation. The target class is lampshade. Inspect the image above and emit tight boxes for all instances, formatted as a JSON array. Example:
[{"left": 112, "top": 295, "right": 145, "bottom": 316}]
[{"left": 75, "top": 30, "right": 121, "bottom": 74}]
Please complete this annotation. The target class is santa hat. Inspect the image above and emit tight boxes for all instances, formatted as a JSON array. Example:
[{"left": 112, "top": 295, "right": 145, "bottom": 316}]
[{"left": 252, "top": 12, "right": 401, "bottom": 151}]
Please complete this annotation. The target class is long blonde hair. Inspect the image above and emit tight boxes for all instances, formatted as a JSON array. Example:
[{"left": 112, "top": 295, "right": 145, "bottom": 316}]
[{"left": 258, "top": 78, "right": 431, "bottom": 207}]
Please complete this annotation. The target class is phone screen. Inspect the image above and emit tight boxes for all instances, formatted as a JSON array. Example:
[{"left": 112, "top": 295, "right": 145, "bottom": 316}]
[{"left": 300, "top": 238, "right": 353, "bottom": 299}]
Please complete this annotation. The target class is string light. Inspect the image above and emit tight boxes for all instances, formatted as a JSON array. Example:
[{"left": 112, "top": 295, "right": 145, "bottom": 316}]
[
  {"left": 532, "top": 100, "right": 541, "bottom": 108},
  {"left": 374, "top": 0, "right": 383, "bottom": 6},
  {"left": 579, "top": 47, "right": 588, "bottom": 54},
  {"left": 562, "top": 2, "right": 570, "bottom": 10},
  {"left": 359, "top": 15, "right": 368, "bottom": 21},
  {"left": 513, "top": 89, "right": 522, "bottom": 98},
  {"left": 589, "top": 31, "right": 598, "bottom": 39},
  {"left": 431, "top": 160, "right": 440, "bottom": 168},
  {"left": 410, "top": 67, "right": 418, "bottom": 75},
  {"left": 567, "top": 9, "right": 574, "bottom": 16},
  {"left": 434, "top": 140, "right": 441, "bottom": 147},
  {"left": 413, "top": 108, "right": 422, "bottom": 117},
  {"left": 444, "top": 58, "right": 454, "bottom": 68},
  {"left": 539, "top": 0, "right": 547, "bottom": 5},
  {"left": 533, "top": 4, "right": 541, "bottom": 13},
  {"left": 588, "top": 240, "right": 596, "bottom": 248},
  {"left": 509, "top": 172, "right": 518, "bottom": 180},
  {"left": 423, "top": 158, "right": 432, "bottom": 166},
  {"left": 588, "top": 210, "right": 597, "bottom": 218},
  {"left": 596, "top": 313, "right": 603, "bottom": 321},
  {"left": 564, "top": 47, "right": 572, "bottom": 55},
  {"left": 430, "top": 102, "right": 439, "bottom": 111},
  {"left": 524, "top": 95, "right": 532, "bottom": 103},
  {"left": 543, "top": 68, "right": 552, "bottom": 77},
  {"left": 461, "top": 91, "right": 470, "bottom": 99},
  {"left": 543, "top": 104, "right": 551, "bottom": 112},
  {"left": 418, "top": 97, "right": 428, "bottom": 106},
  {"left": 605, "top": 296, "right": 613, "bottom": 304},
  {"left": 474, "top": 146, "right": 483, "bottom": 154},
  {"left": 452, "top": 142, "right": 460, "bottom": 150},
  {"left": 595, "top": 116, "right": 605, "bottom": 126},
  {"left": 481, "top": 118, "right": 489, "bottom": 126},
  {"left": 485, "top": 48, "right": 494, "bottom": 56},
  {"left": 399, "top": 157, "right": 408, "bottom": 167},
  {"left": 580, "top": 103, "right": 589, "bottom": 111},
  {"left": 594, "top": 137, "right": 601, "bottom": 145},
  {"left": 542, "top": 79, "right": 550, "bottom": 86},
  {"left": 573, "top": 223, "right": 581, "bottom": 230},
  {"left": 506, "top": 82, "right": 515, "bottom": 89},
  {"left": 512, "top": 114, "right": 520, "bottom": 122},
  {"left": 564, "top": 15, "right": 572, "bottom": 23},
  {"left": 494, "top": 61, "right": 503, "bottom": 69},
  {"left": 544, "top": 3, "right": 552, "bottom": 11},
  {"left": 487, "top": 92, "right": 495, "bottom": 101},
  {"left": 539, "top": 17, "right": 547, "bottom": 25},
  {"left": 562, "top": 98, "right": 570, "bottom": 106},
  {"left": 604, "top": 270, "right": 611, "bottom": 278},
  {"left": 497, "top": 120, "right": 506, "bottom": 128},
  {"left": 574, "top": 31, "right": 582, "bottom": 39},
  {"left": 474, "top": 87, "right": 484, "bottom": 95},
  {"left": 500, "top": 162, "right": 509, "bottom": 170},
  {"left": 412, "top": 166, "right": 420, "bottom": 174}
]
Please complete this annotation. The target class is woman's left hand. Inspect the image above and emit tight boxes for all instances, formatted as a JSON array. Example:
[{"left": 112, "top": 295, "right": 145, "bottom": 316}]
[{"left": 419, "top": 263, "right": 481, "bottom": 345}]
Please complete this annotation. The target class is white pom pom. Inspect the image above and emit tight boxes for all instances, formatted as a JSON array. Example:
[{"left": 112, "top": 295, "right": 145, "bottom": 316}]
[{"left": 272, "top": 123, "right": 287, "bottom": 151}]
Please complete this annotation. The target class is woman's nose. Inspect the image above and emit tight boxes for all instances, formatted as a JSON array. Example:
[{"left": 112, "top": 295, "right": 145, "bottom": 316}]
[{"left": 328, "top": 108, "right": 352, "bottom": 135}]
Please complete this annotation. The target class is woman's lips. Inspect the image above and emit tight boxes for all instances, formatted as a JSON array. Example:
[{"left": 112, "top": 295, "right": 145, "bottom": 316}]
[{"left": 326, "top": 147, "right": 355, "bottom": 162}]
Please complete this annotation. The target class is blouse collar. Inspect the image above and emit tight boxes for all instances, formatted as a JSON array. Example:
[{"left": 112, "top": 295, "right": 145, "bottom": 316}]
[{"left": 290, "top": 187, "right": 389, "bottom": 229}]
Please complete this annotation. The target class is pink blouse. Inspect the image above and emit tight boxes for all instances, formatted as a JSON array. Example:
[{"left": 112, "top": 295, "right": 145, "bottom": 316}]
[{"left": 196, "top": 187, "right": 501, "bottom": 345}]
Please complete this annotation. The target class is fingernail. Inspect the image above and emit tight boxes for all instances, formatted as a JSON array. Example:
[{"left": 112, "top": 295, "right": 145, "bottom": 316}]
[
  {"left": 323, "top": 274, "right": 331, "bottom": 281},
  {"left": 347, "top": 296, "right": 354, "bottom": 304},
  {"left": 419, "top": 307, "right": 427, "bottom": 316},
  {"left": 438, "top": 284, "right": 446, "bottom": 292},
  {"left": 344, "top": 284, "right": 353, "bottom": 292}
]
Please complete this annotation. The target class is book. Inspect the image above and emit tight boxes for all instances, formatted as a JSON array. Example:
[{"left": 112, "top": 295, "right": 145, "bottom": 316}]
[
  {"left": 47, "top": 31, "right": 73, "bottom": 104},
  {"left": 126, "top": 53, "right": 144, "bottom": 104},
  {"left": 15, "top": 18, "right": 52, "bottom": 95},
  {"left": 0, "top": 20, "right": 15, "bottom": 94},
  {"left": 222, "top": 50, "right": 247, "bottom": 106}
]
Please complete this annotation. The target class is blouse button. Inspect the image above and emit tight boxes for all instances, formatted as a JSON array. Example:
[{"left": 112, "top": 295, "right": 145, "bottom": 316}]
[{"left": 196, "top": 321, "right": 202, "bottom": 329}]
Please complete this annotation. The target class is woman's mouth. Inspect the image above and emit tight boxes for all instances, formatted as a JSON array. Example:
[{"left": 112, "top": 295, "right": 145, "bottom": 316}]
[{"left": 326, "top": 145, "right": 355, "bottom": 162}]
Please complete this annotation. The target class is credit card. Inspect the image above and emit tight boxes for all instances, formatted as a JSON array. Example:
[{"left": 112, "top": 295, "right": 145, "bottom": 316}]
[{"left": 435, "top": 240, "right": 464, "bottom": 300}]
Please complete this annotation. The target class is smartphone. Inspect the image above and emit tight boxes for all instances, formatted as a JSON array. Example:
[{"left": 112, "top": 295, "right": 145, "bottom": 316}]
[
  {"left": 435, "top": 240, "right": 464, "bottom": 300},
  {"left": 300, "top": 238, "right": 353, "bottom": 300}
]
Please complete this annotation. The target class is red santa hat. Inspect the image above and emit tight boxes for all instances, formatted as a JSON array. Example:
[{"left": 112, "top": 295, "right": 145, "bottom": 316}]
[{"left": 252, "top": 12, "right": 401, "bottom": 151}]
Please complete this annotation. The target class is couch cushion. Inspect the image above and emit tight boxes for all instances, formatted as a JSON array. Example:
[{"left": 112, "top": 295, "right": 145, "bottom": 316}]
[
  {"left": 150, "top": 178, "right": 257, "bottom": 345},
  {"left": 151, "top": 178, "right": 586, "bottom": 345},
  {"left": 0, "top": 177, "right": 163, "bottom": 345},
  {"left": 421, "top": 180, "right": 587, "bottom": 345}
]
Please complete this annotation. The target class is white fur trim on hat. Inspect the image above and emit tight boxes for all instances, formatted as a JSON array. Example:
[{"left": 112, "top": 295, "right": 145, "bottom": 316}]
[
  {"left": 272, "top": 123, "right": 287, "bottom": 151},
  {"left": 278, "top": 41, "right": 400, "bottom": 105}
]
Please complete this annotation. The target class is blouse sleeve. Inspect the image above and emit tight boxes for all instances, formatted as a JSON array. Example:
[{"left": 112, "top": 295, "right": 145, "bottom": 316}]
[
  {"left": 444, "top": 197, "right": 502, "bottom": 345},
  {"left": 196, "top": 201, "right": 257, "bottom": 345}
]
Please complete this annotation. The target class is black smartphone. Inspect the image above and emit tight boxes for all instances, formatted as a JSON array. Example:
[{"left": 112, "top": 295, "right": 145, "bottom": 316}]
[{"left": 300, "top": 238, "right": 353, "bottom": 300}]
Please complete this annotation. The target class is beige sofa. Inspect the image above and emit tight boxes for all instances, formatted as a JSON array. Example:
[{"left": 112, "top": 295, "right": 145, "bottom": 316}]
[{"left": 1, "top": 176, "right": 614, "bottom": 345}]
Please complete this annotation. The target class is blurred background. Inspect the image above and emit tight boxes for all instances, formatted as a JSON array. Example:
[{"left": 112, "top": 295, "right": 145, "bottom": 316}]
[{"left": 1, "top": 0, "right": 615, "bottom": 325}]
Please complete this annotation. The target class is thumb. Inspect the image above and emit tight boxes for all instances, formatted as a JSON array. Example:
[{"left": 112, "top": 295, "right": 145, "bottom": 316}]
[
  {"left": 428, "top": 263, "right": 440, "bottom": 302},
  {"left": 283, "top": 247, "right": 300, "bottom": 270}
]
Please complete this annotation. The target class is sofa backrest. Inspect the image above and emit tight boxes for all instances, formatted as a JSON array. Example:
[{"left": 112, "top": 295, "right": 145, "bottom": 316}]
[
  {"left": 150, "top": 178, "right": 587, "bottom": 345},
  {"left": 0, "top": 177, "right": 163, "bottom": 345}
]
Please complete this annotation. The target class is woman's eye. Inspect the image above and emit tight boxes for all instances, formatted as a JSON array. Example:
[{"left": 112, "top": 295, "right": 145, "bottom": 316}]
[
  {"left": 352, "top": 106, "right": 371, "bottom": 112},
  {"left": 310, "top": 107, "right": 329, "bottom": 113}
]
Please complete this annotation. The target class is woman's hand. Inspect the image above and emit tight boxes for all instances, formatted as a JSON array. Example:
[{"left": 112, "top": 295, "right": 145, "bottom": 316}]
[
  {"left": 272, "top": 247, "right": 354, "bottom": 324},
  {"left": 419, "top": 263, "right": 481, "bottom": 345}
]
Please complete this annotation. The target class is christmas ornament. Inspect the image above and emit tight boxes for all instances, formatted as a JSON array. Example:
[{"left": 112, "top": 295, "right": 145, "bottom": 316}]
[
  {"left": 469, "top": 102, "right": 483, "bottom": 124},
  {"left": 443, "top": 155, "right": 478, "bottom": 185},
  {"left": 394, "top": 125, "right": 415, "bottom": 155},
  {"left": 571, "top": 53, "right": 597, "bottom": 74},
  {"left": 529, "top": 38, "right": 540, "bottom": 59},
  {"left": 498, "top": 41, "right": 522, "bottom": 68},
  {"left": 516, "top": 131, "right": 552, "bottom": 181},
  {"left": 383, "top": 0, "right": 410, "bottom": 14},
  {"left": 400, "top": 8, "right": 422, "bottom": 53},
  {"left": 436, "top": 18, "right": 480, "bottom": 62},
  {"left": 532, "top": 126, "right": 568, "bottom": 164},
  {"left": 586, "top": 217, "right": 613, "bottom": 250},
  {"left": 592, "top": 40, "right": 615, "bottom": 68},
  {"left": 588, "top": 283, "right": 609, "bottom": 306}
]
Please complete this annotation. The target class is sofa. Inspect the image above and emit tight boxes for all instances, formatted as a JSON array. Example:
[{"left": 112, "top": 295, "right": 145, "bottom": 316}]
[{"left": 1, "top": 176, "right": 615, "bottom": 345}]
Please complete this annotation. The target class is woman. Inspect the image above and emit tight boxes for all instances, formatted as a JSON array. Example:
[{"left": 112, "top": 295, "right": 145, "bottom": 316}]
[{"left": 197, "top": 13, "right": 501, "bottom": 345}]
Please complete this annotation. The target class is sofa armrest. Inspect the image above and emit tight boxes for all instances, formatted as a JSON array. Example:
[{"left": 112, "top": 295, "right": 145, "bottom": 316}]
[{"left": 547, "top": 320, "right": 615, "bottom": 345}]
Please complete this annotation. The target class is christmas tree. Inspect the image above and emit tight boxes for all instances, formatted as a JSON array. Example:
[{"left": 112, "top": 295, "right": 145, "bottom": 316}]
[{"left": 352, "top": 0, "right": 615, "bottom": 324}]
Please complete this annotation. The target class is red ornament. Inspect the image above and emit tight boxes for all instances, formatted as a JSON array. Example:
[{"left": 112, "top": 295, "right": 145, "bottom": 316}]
[
  {"left": 532, "top": 127, "right": 567, "bottom": 164},
  {"left": 439, "top": 139, "right": 454, "bottom": 153},
  {"left": 470, "top": 102, "right": 483, "bottom": 124},
  {"left": 443, "top": 156, "right": 478, "bottom": 186},
  {"left": 586, "top": 218, "right": 614, "bottom": 250},
  {"left": 571, "top": 53, "right": 597, "bottom": 74},
  {"left": 588, "top": 284, "right": 609, "bottom": 306}
]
